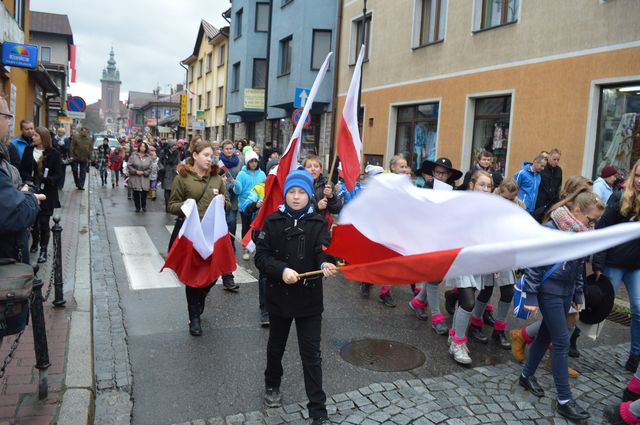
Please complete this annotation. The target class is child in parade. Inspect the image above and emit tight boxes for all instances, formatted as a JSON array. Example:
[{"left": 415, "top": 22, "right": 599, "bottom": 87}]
[
  {"left": 518, "top": 191, "right": 605, "bottom": 422},
  {"left": 302, "top": 154, "right": 342, "bottom": 227},
  {"left": 167, "top": 139, "right": 231, "bottom": 336},
  {"left": 409, "top": 158, "right": 463, "bottom": 335},
  {"left": 234, "top": 150, "right": 266, "bottom": 260},
  {"left": 254, "top": 169, "right": 337, "bottom": 425},
  {"left": 446, "top": 170, "right": 492, "bottom": 365},
  {"left": 108, "top": 146, "right": 124, "bottom": 188},
  {"left": 148, "top": 146, "right": 159, "bottom": 200}
]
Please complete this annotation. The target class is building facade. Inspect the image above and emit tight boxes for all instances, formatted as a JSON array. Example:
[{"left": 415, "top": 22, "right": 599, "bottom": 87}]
[
  {"left": 227, "top": 0, "right": 338, "bottom": 161},
  {"left": 336, "top": 0, "right": 640, "bottom": 180},
  {"left": 28, "top": 11, "right": 74, "bottom": 129},
  {"left": 182, "top": 19, "right": 228, "bottom": 141}
]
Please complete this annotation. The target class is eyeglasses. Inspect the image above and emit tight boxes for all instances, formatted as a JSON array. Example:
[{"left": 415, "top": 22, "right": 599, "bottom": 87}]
[{"left": 0, "top": 112, "right": 14, "bottom": 119}]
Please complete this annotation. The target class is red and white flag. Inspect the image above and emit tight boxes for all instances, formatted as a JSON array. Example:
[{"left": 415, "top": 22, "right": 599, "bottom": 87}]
[
  {"left": 243, "top": 52, "right": 334, "bottom": 252},
  {"left": 328, "top": 174, "right": 640, "bottom": 284},
  {"left": 337, "top": 45, "right": 365, "bottom": 192},
  {"left": 162, "top": 196, "right": 236, "bottom": 287},
  {"left": 217, "top": 159, "right": 228, "bottom": 174}
]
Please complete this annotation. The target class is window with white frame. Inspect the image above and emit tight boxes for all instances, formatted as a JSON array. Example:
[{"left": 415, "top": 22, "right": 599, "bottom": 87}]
[
  {"left": 351, "top": 13, "right": 371, "bottom": 63},
  {"left": 414, "top": 0, "right": 447, "bottom": 47},
  {"left": 473, "top": 0, "right": 519, "bottom": 31},
  {"left": 41, "top": 46, "right": 51, "bottom": 63}
]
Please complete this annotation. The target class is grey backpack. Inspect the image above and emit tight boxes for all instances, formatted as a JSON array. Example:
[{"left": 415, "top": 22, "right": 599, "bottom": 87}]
[{"left": 0, "top": 259, "right": 33, "bottom": 321}]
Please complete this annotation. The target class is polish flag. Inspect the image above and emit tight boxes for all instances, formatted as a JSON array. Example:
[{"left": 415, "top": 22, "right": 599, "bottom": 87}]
[
  {"left": 243, "top": 52, "right": 334, "bottom": 252},
  {"left": 337, "top": 45, "right": 365, "bottom": 192},
  {"left": 327, "top": 174, "right": 640, "bottom": 284},
  {"left": 217, "top": 159, "right": 228, "bottom": 175},
  {"left": 162, "top": 196, "right": 236, "bottom": 287}
]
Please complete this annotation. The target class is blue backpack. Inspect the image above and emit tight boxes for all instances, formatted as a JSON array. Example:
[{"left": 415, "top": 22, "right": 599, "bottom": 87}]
[{"left": 513, "top": 262, "right": 563, "bottom": 320}]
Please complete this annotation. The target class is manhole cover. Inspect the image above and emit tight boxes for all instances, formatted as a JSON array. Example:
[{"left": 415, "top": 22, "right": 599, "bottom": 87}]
[{"left": 339, "top": 339, "right": 425, "bottom": 372}]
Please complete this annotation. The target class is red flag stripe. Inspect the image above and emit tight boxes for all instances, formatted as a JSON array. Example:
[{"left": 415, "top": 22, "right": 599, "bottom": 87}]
[{"left": 337, "top": 116, "right": 360, "bottom": 192}]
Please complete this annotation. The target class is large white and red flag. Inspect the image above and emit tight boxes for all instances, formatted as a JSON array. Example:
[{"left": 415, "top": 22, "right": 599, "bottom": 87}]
[
  {"left": 162, "top": 196, "right": 236, "bottom": 287},
  {"left": 337, "top": 45, "right": 365, "bottom": 192},
  {"left": 242, "top": 52, "right": 334, "bottom": 252},
  {"left": 328, "top": 174, "right": 640, "bottom": 284}
]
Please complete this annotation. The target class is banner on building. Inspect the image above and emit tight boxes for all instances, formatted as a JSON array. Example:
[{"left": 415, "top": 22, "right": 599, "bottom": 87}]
[
  {"left": 179, "top": 93, "right": 187, "bottom": 127},
  {"left": 243, "top": 88, "right": 265, "bottom": 110},
  {"left": 1, "top": 42, "right": 38, "bottom": 69}
]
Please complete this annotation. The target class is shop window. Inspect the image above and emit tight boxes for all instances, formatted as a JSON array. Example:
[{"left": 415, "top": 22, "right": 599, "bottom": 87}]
[
  {"left": 395, "top": 103, "right": 439, "bottom": 173},
  {"left": 235, "top": 8, "right": 243, "bottom": 38},
  {"left": 279, "top": 36, "right": 292, "bottom": 76},
  {"left": 311, "top": 30, "right": 332, "bottom": 70},
  {"left": 351, "top": 13, "right": 371, "bottom": 63},
  {"left": 473, "top": 0, "right": 518, "bottom": 31},
  {"left": 232, "top": 62, "right": 240, "bottom": 92},
  {"left": 255, "top": 3, "right": 270, "bottom": 32},
  {"left": 415, "top": 0, "right": 447, "bottom": 47},
  {"left": 471, "top": 95, "right": 511, "bottom": 176},
  {"left": 253, "top": 59, "right": 267, "bottom": 89},
  {"left": 594, "top": 84, "right": 640, "bottom": 177}
]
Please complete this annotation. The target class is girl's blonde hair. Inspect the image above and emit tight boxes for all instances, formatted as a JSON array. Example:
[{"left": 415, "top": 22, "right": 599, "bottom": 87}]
[
  {"left": 572, "top": 191, "right": 605, "bottom": 215},
  {"left": 560, "top": 175, "right": 593, "bottom": 201},
  {"left": 621, "top": 158, "right": 640, "bottom": 220},
  {"left": 495, "top": 178, "right": 519, "bottom": 196},
  {"left": 389, "top": 155, "right": 406, "bottom": 172},
  {"left": 302, "top": 154, "right": 323, "bottom": 168},
  {"left": 468, "top": 170, "right": 493, "bottom": 191}
]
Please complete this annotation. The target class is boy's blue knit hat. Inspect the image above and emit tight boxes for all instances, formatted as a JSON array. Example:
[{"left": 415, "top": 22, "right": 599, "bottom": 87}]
[{"left": 284, "top": 169, "right": 314, "bottom": 199}]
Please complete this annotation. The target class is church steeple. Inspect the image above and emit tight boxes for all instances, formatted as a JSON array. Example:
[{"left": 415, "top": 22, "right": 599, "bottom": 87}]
[{"left": 101, "top": 47, "right": 121, "bottom": 82}]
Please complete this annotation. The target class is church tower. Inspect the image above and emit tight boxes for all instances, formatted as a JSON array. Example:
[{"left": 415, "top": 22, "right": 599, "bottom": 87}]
[{"left": 99, "top": 48, "right": 121, "bottom": 132}]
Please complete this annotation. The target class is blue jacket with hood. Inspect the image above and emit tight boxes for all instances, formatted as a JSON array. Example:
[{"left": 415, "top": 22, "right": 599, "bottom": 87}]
[{"left": 513, "top": 162, "right": 541, "bottom": 213}]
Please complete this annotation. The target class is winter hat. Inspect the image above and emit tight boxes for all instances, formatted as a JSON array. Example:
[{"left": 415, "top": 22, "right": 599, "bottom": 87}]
[
  {"left": 284, "top": 169, "right": 314, "bottom": 199},
  {"left": 244, "top": 150, "right": 259, "bottom": 165},
  {"left": 177, "top": 139, "right": 186, "bottom": 146},
  {"left": 365, "top": 164, "right": 384, "bottom": 177},
  {"left": 601, "top": 165, "right": 618, "bottom": 179},
  {"left": 266, "top": 158, "right": 280, "bottom": 174},
  {"left": 242, "top": 145, "right": 253, "bottom": 154}
]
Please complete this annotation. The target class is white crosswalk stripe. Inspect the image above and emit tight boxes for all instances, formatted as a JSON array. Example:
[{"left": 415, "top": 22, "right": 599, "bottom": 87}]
[
  {"left": 164, "top": 224, "right": 257, "bottom": 283},
  {"left": 114, "top": 226, "right": 181, "bottom": 290}
]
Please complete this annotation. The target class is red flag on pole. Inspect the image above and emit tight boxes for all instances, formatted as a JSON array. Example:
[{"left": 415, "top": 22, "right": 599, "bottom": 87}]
[
  {"left": 336, "top": 45, "right": 365, "bottom": 192},
  {"left": 243, "top": 52, "right": 334, "bottom": 251}
]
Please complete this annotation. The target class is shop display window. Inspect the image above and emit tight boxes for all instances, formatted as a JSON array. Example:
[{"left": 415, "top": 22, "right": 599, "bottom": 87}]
[
  {"left": 594, "top": 84, "right": 640, "bottom": 178},
  {"left": 471, "top": 95, "right": 511, "bottom": 176},
  {"left": 394, "top": 103, "right": 439, "bottom": 173}
]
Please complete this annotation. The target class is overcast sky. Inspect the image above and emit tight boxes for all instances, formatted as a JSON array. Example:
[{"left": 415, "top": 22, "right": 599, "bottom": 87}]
[{"left": 30, "top": 0, "right": 229, "bottom": 104}]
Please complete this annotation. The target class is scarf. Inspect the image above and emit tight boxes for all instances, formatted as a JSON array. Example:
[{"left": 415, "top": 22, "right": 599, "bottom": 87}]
[
  {"left": 550, "top": 206, "right": 588, "bottom": 233},
  {"left": 279, "top": 203, "right": 313, "bottom": 220},
  {"left": 220, "top": 153, "right": 239, "bottom": 170}
]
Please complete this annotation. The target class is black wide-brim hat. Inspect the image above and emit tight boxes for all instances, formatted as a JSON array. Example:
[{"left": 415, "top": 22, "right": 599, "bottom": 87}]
[
  {"left": 579, "top": 273, "right": 615, "bottom": 325},
  {"left": 421, "top": 157, "right": 463, "bottom": 181}
]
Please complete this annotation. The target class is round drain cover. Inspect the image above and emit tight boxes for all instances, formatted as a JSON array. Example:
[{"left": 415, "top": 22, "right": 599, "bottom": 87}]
[{"left": 339, "top": 339, "right": 425, "bottom": 372}]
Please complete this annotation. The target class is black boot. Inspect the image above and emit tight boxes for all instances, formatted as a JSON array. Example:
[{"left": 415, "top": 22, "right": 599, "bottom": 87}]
[
  {"left": 37, "top": 247, "right": 48, "bottom": 263},
  {"left": 469, "top": 324, "right": 488, "bottom": 343},
  {"left": 492, "top": 330, "right": 511, "bottom": 349},
  {"left": 30, "top": 239, "right": 39, "bottom": 253},
  {"left": 626, "top": 354, "right": 640, "bottom": 373},
  {"left": 569, "top": 329, "right": 580, "bottom": 358},
  {"left": 222, "top": 274, "right": 239, "bottom": 292},
  {"left": 188, "top": 304, "right": 202, "bottom": 336},
  {"left": 483, "top": 309, "right": 496, "bottom": 327}
]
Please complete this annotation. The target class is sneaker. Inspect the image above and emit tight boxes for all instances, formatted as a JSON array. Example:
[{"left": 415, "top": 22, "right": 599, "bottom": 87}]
[
  {"left": 264, "top": 387, "right": 282, "bottom": 408},
  {"left": 242, "top": 249, "right": 250, "bottom": 261},
  {"left": 310, "top": 417, "right": 330, "bottom": 425},
  {"left": 449, "top": 340, "right": 472, "bottom": 365},
  {"left": 408, "top": 300, "right": 429, "bottom": 321},
  {"left": 378, "top": 292, "right": 396, "bottom": 307},
  {"left": 260, "top": 310, "right": 270, "bottom": 327},
  {"left": 469, "top": 325, "right": 488, "bottom": 344},
  {"left": 360, "top": 282, "right": 371, "bottom": 298},
  {"left": 432, "top": 321, "right": 449, "bottom": 336},
  {"left": 444, "top": 290, "right": 457, "bottom": 315}
]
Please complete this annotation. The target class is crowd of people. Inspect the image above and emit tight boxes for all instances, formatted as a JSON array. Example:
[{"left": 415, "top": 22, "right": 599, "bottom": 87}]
[{"left": 2, "top": 108, "right": 639, "bottom": 423}]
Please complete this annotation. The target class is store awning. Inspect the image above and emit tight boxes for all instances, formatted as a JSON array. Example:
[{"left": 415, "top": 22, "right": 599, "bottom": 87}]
[{"left": 29, "top": 65, "right": 60, "bottom": 95}]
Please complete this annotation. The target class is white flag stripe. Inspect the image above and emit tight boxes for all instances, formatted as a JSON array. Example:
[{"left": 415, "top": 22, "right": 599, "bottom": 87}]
[
  {"left": 342, "top": 45, "right": 365, "bottom": 160},
  {"left": 178, "top": 196, "right": 228, "bottom": 259},
  {"left": 114, "top": 226, "right": 181, "bottom": 290}
]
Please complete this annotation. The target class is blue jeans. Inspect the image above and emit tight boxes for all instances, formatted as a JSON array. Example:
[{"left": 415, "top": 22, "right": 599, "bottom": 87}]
[
  {"left": 523, "top": 292, "right": 572, "bottom": 401},
  {"left": 604, "top": 266, "right": 640, "bottom": 355}
]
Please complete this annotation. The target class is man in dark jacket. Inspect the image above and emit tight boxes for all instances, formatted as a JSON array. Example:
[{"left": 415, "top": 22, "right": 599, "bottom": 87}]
[
  {"left": 69, "top": 126, "right": 92, "bottom": 190},
  {"left": 255, "top": 169, "right": 337, "bottom": 425},
  {"left": 535, "top": 148, "right": 563, "bottom": 222},
  {"left": 460, "top": 150, "right": 503, "bottom": 190}
]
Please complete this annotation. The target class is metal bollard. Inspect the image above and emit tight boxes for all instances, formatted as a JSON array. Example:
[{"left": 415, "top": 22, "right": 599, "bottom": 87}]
[
  {"left": 51, "top": 216, "right": 66, "bottom": 307},
  {"left": 31, "top": 265, "right": 50, "bottom": 400}
]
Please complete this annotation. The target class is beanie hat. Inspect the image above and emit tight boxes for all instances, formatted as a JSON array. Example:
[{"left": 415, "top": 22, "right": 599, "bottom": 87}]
[
  {"left": 266, "top": 158, "right": 280, "bottom": 174},
  {"left": 601, "top": 165, "right": 618, "bottom": 179},
  {"left": 244, "top": 150, "right": 259, "bottom": 165},
  {"left": 365, "top": 164, "right": 384, "bottom": 177},
  {"left": 242, "top": 145, "right": 253, "bottom": 154},
  {"left": 284, "top": 169, "right": 314, "bottom": 199},
  {"left": 177, "top": 139, "right": 185, "bottom": 146}
]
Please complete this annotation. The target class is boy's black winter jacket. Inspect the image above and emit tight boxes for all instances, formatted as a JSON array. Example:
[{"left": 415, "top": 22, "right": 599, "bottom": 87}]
[{"left": 255, "top": 210, "right": 335, "bottom": 318}]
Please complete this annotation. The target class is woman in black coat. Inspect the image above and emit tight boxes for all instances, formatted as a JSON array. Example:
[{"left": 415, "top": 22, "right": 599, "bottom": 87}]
[{"left": 19, "top": 127, "right": 62, "bottom": 263}]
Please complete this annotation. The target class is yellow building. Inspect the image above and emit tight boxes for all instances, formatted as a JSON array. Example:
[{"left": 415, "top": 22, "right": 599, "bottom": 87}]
[
  {"left": 336, "top": 0, "right": 640, "bottom": 180},
  {"left": 1, "top": 0, "right": 59, "bottom": 134},
  {"left": 182, "top": 19, "right": 228, "bottom": 142}
]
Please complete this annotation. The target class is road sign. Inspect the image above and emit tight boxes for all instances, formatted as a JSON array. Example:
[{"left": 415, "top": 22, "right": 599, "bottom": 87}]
[
  {"left": 65, "top": 111, "right": 85, "bottom": 119},
  {"left": 294, "top": 87, "right": 310, "bottom": 109},
  {"left": 292, "top": 108, "right": 311, "bottom": 129},
  {"left": 179, "top": 93, "right": 187, "bottom": 127},
  {"left": 1, "top": 42, "right": 38, "bottom": 69},
  {"left": 66, "top": 96, "right": 87, "bottom": 112},
  {"left": 192, "top": 120, "right": 205, "bottom": 131}
]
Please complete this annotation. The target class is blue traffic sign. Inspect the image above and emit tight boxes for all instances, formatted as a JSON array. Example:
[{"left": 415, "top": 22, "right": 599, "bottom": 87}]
[
  {"left": 294, "top": 87, "right": 310, "bottom": 108},
  {"left": 66, "top": 96, "right": 87, "bottom": 112},
  {"left": 292, "top": 108, "right": 311, "bottom": 129}
]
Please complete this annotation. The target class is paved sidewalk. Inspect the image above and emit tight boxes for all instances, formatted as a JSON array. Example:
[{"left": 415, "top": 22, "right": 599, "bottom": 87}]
[
  {"left": 174, "top": 341, "right": 630, "bottom": 425},
  {"left": 0, "top": 180, "right": 84, "bottom": 425}
]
